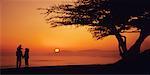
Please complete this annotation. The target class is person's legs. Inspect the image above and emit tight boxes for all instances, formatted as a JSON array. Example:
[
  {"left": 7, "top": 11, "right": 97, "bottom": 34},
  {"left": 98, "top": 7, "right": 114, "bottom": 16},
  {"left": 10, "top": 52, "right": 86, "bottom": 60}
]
[
  {"left": 25, "top": 59, "right": 29, "bottom": 67},
  {"left": 16, "top": 58, "right": 18, "bottom": 68},
  {"left": 25, "top": 59, "right": 27, "bottom": 67},
  {"left": 18, "top": 58, "right": 21, "bottom": 68},
  {"left": 27, "top": 59, "right": 29, "bottom": 66}
]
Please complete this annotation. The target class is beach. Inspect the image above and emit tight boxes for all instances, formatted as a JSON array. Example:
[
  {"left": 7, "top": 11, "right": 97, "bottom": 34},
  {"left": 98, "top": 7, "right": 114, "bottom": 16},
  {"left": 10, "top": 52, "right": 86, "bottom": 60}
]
[
  {"left": 0, "top": 55, "right": 119, "bottom": 69},
  {"left": 1, "top": 50, "right": 150, "bottom": 74}
]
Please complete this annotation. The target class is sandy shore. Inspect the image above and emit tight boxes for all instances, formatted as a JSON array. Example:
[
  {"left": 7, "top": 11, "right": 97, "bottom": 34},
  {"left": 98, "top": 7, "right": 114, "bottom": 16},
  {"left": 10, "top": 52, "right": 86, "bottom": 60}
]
[{"left": 1, "top": 50, "right": 150, "bottom": 74}]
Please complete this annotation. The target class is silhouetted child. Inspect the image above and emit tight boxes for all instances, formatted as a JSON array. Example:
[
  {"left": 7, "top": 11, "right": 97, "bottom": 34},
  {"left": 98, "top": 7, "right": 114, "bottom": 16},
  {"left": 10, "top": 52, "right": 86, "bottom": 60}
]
[{"left": 24, "top": 48, "right": 29, "bottom": 67}]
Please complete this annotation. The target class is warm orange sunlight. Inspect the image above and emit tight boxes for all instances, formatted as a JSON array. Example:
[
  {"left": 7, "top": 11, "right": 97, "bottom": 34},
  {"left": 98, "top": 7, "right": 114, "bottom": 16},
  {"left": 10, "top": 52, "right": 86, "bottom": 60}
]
[
  {"left": 1, "top": 0, "right": 150, "bottom": 54},
  {"left": 54, "top": 48, "right": 60, "bottom": 53},
  {"left": 1, "top": 0, "right": 150, "bottom": 71}
]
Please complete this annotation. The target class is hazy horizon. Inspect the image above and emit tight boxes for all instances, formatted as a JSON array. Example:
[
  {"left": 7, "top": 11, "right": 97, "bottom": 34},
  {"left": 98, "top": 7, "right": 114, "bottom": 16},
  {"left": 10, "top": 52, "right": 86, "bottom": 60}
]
[{"left": 1, "top": 49, "right": 119, "bottom": 57}]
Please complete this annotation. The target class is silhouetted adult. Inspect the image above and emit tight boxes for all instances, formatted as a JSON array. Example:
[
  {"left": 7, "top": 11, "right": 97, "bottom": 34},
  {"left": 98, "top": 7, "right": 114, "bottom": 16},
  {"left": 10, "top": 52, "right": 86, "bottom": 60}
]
[
  {"left": 24, "top": 48, "right": 29, "bottom": 67},
  {"left": 16, "top": 45, "right": 23, "bottom": 68}
]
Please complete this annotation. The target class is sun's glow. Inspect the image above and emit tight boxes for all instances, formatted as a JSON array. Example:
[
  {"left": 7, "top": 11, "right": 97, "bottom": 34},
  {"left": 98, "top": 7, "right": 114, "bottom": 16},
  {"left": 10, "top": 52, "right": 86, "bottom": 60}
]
[{"left": 54, "top": 48, "right": 60, "bottom": 53}]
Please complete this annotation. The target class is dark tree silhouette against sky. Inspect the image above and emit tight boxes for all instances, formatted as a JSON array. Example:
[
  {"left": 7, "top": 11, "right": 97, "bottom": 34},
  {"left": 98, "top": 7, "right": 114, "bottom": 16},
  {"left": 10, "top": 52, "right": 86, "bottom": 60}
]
[{"left": 39, "top": 0, "right": 150, "bottom": 58}]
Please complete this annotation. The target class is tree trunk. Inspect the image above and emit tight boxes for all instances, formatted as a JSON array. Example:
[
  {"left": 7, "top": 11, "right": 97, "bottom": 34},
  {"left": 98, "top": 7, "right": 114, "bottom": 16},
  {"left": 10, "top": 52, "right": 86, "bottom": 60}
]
[
  {"left": 128, "top": 30, "right": 149, "bottom": 56},
  {"left": 109, "top": 17, "right": 128, "bottom": 58},
  {"left": 115, "top": 33, "right": 128, "bottom": 58},
  {"left": 110, "top": 25, "right": 127, "bottom": 58}
]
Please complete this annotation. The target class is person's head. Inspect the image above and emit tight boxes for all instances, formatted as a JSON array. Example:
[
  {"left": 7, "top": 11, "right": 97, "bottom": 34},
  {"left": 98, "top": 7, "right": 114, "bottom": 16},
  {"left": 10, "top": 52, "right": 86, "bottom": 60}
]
[
  {"left": 17, "top": 44, "right": 22, "bottom": 51},
  {"left": 18, "top": 44, "right": 22, "bottom": 48},
  {"left": 25, "top": 48, "right": 29, "bottom": 52}
]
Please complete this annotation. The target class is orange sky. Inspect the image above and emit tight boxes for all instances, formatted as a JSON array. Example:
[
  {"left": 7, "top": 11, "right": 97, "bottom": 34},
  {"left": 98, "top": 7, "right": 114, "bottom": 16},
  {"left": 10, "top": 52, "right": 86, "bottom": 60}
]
[{"left": 1, "top": 0, "right": 150, "bottom": 55}]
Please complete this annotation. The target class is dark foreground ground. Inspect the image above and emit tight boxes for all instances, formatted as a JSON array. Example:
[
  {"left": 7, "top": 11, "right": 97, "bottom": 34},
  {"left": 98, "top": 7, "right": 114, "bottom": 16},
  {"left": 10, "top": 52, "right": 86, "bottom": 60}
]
[{"left": 1, "top": 50, "right": 150, "bottom": 74}]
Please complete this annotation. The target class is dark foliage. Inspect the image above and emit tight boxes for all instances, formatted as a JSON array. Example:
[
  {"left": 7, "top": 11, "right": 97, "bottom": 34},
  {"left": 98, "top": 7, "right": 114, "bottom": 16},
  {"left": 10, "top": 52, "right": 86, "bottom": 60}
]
[{"left": 38, "top": 0, "right": 150, "bottom": 58}]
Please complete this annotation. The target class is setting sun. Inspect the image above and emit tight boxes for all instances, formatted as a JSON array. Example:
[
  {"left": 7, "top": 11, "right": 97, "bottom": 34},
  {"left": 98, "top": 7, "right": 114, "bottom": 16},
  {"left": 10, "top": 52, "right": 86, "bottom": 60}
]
[{"left": 54, "top": 48, "right": 60, "bottom": 53}]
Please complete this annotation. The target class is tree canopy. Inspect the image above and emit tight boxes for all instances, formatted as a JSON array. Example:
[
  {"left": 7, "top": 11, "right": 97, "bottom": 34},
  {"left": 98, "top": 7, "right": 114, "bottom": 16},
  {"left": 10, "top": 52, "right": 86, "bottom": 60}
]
[{"left": 39, "top": 0, "right": 150, "bottom": 58}]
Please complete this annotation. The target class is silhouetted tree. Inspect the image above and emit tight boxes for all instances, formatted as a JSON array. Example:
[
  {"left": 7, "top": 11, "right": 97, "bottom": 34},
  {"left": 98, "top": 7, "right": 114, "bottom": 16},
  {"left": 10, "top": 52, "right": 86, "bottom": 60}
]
[
  {"left": 112, "top": 0, "right": 150, "bottom": 56},
  {"left": 39, "top": 0, "right": 150, "bottom": 58}
]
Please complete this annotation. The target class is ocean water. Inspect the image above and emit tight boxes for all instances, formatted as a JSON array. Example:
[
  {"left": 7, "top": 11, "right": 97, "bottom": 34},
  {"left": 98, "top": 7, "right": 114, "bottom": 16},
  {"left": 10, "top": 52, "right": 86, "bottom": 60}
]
[{"left": 0, "top": 55, "right": 120, "bottom": 69}]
